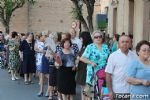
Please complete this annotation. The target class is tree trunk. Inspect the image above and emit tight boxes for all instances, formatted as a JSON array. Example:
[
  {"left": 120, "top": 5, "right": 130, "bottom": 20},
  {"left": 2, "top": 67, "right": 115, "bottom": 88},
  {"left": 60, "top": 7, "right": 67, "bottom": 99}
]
[
  {"left": 87, "top": 15, "right": 94, "bottom": 33},
  {"left": 5, "top": 25, "right": 10, "bottom": 34}
]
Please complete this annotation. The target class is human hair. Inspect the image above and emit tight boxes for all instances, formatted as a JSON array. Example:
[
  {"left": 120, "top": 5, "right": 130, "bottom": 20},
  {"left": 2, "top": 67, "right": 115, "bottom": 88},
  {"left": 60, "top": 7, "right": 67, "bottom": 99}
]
[
  {"left": 26, "top": 32, "right": 34, "bottom": 42},
  {"left": 91, "top": 30, "right": 102, "bottom": 40},
  {"left": 11, "top": 31, "right": 18, "bottom": 38},
  {"left": 79, "top": 31, "right": 93, "bottom": 47},
  {"left": 136, "top": 40, "right": 150, "bottom": 56},
  {"left": 61, "top": 38, "right": 72, "bottom": 48},
  {"left": 0, "top": 31, "right": 3, "bottom": 34},
  {"left": 113, "top": 33, "right": 120, "bottom": 41},
  {"left": 118, "top": 35, "right": 130, "bottom": 42},
  {"left": 65, "top": 33, "right": 71, "bottom": 40},
  {"left": 57, "top": 32, "right": 62, "bottom": 42}
]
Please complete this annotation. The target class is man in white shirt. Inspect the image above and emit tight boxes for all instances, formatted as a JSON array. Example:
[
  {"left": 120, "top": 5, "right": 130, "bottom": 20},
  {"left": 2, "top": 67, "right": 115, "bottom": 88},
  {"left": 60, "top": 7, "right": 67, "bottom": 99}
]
[
  {"left": 69, "top": 28, "right": 82, "bottom": 51},
  {"left": 105, "top": 35, "right": 137, "bottom": 100}
]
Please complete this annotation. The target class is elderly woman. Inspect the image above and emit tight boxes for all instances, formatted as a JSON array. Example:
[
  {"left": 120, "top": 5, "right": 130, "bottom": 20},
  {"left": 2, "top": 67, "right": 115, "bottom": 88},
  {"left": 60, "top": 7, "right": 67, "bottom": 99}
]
[
  {"left": 80, "top": 30, "right": 110, "bottom": 99},
  {"left": 127, "top": 40, "right": 150, "bottom": 100},
  {"left": 55, "top": 38, "right": 77, "bottom": 100}
]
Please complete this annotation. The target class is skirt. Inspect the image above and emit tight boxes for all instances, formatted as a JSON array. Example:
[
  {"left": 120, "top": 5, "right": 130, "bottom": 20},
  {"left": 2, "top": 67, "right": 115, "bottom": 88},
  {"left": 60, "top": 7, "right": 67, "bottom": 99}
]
[
  {"left": 41, "top": 56, "right": 49, "bottom": 74},
  {"left": 49, "top": 65, "right": 57, "bottom": 86},
  {"left": 57, "top": 66, "right": 76, "bottom": 95}
]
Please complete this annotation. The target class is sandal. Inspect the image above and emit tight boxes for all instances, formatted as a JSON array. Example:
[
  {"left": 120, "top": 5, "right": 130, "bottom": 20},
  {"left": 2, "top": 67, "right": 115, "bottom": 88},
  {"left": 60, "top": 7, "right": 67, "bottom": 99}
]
[
  {"left": 24, "top": 81, "right": 29, "bottom": 85},
  {"left": 28, "top": 81, "right": 34, "bottom": 84},
  {"left": 48, "top": 96, "right": 53, "bottom": 100}
]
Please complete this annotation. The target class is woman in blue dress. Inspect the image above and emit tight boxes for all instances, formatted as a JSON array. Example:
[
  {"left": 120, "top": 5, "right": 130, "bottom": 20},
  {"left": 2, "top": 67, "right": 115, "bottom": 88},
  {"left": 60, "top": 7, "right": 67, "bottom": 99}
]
[
  {"left": 80, "top": 30, "right": 110, "bottom": 99},
  {"left": 127, "top": 40, "right": 150, "bottom": 100}
]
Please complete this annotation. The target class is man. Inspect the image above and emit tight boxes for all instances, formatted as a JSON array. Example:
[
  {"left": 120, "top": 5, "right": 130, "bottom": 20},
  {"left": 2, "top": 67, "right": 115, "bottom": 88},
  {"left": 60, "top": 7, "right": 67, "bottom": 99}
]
[
  {"left": 69, "top": 28, "right": 82, "bottom": 51},
  {"left": 105, "top": 35, "right": 137, "bottom": 100}
]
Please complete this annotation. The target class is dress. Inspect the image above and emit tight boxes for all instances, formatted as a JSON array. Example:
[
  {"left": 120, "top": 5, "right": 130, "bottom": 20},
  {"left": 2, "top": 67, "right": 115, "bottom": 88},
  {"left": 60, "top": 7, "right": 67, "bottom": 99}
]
[
  {"left": 35, "top": 41, "right": 45, "bottom": 72},
  {"left": 57, "top": 51, "right": 76, "bottom": 95},
  {"left": 8, "top": 39, "right": 20, "bottom": 70},
  {"left": 41, "top": 47, "right": 49, "bottom": 74},
  {"left": 127, "top": 59, "right": 150, "bottom": 100},
  {"left": 19, "top": 40, "right": 36, "bottom": 74},
  {"left": 76, "top": 47, "right": 87, "bottom": 85},
  {"left": 82, "top": 43, "right": 110, "bottom": 85}
]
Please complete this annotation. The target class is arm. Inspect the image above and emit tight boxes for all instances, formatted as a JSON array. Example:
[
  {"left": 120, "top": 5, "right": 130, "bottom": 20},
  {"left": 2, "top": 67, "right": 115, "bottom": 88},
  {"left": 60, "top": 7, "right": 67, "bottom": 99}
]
[
  {"left": 127, "top": 77, "right": 150, "bottom": 86},
  {"left": 106, "top": 73, "right": 113, "bottom": 93},
  {"left": 106, "top": 73, "right": 115, "bottom": 100},
  {"left": 80, "top": 57, "right": 97, "bottom": 67}
]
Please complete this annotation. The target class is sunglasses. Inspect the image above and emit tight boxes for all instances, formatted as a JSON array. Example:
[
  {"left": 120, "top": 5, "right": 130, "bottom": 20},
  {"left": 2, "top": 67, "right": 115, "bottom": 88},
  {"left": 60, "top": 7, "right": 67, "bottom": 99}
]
[{"left": 94, "top": 35, "right": 102, "bottom": 39}]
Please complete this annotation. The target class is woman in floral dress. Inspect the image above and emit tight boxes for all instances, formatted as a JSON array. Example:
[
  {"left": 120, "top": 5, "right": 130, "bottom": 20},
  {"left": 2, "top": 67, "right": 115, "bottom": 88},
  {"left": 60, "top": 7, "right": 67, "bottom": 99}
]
[{"left": 8, "top": 31, "right": 20, "bottom": 81}]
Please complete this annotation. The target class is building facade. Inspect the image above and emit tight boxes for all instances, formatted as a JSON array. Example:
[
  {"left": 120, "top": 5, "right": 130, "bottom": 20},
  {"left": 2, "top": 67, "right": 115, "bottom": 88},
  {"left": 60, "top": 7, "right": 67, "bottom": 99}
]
[
  {"left": 108, "top": 0, "right": 150, "bottom": 47},
  {"left": 0, "top": 0, "right": 109, "bottom": 34}
]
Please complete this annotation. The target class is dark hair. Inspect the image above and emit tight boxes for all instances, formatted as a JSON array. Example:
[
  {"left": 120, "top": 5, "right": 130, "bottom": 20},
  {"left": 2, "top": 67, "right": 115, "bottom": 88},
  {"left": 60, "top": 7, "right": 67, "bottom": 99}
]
[
  {"left": 0, "top": 31, "right": 3, "bottom": 34},
  {"left": 26, "top": 32, "right": 34, "bottom": 42},
  {"left": 65, "top": 33, "right": 71, "bottom": 40},
  {"left": 128, "top": 34, "right": 133, "bottom": 39},
  {"left": 114, "top": 33, "right": 120, "bottom": 41},
  {"left": 57, "top": 32, "right": 62, "bottom": 42},
  {"left": 136, "top": 40, "right": 150, "bottom": 55},
  {"left": 11, "top": 31, "right": 18, "bottom": 38},
  {"left": 20, "top": 33, "right": 25, "bottom": 36},
  {"left": 79, "top": 31, "right": 93, "bottom": 47},
  {"left": 122, "top": 32, "right": 125, "bottom": 35},
  {"left": 61, "top": 38, "right": 72, "bottom": 48}
]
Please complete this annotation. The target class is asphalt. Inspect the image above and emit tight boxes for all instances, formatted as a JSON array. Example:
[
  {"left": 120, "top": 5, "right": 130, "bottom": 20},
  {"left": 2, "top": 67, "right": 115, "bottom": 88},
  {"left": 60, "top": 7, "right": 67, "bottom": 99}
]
[{"left": 0, "top": 69, "right": 81, "bottom": 100}]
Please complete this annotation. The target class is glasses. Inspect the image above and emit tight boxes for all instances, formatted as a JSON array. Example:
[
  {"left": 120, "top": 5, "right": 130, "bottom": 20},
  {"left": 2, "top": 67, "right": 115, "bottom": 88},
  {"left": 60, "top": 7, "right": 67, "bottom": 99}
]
[
  {"left": 94, "top": 35, "right": 102, "bottom": 39},
  {"left": 141, "top": 49, "right": 150, "bottom": 52}
]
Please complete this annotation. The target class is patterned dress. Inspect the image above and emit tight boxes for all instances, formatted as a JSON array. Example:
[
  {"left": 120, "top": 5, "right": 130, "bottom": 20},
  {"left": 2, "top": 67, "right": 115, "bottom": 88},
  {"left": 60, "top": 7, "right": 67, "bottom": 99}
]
[
  {"left": 82, "top": 43, "right": 110, "bottom": 85},
  {"left": 35, "top": 41, "right": 45, "bottom": 72},
  {"left": 8, "top": 39, "right": 20, "bottom": 70}
]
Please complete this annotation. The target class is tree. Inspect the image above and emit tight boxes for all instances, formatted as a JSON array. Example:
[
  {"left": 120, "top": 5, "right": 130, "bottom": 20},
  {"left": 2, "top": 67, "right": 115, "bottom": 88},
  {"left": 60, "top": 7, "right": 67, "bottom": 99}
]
[
  {"left": 71, "top": 0, "right": 95, "bottom": 33},
  {"left": 0, "top": 0, "right": 35, "bottom": 34}
]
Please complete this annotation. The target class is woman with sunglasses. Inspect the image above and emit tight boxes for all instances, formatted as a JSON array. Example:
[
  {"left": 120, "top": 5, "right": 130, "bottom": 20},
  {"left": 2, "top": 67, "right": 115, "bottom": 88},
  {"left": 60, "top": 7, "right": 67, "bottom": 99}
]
[
  {"left": 127, "top": 40, "right": 150, "bottom": 100},
  {"left": 80, "top": 30, "right": 110, "bottom": 99}
]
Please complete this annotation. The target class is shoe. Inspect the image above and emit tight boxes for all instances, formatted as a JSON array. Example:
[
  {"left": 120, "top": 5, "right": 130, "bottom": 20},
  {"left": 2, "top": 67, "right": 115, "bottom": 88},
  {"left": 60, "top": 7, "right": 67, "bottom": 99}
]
[
  {"left": 11, "top": 77, "right": 15, "bottom": 81},
  {"left": 45, "top": 92, "right": 49, "bottom": 97},
  {"left": 14, "top": 76, "right": 20, "bottom": 80},
  {"left": 28, "top": 81, "right": 34, "bottom": 84},
  {"left": 48, "top": 96, "right": 53, "bottom": 100},
  {"left": 37, "top": 92, "right": 43, "bottom": 97},
  {"left": 24, "top": 81, "right": 29, "bottom": 85}
]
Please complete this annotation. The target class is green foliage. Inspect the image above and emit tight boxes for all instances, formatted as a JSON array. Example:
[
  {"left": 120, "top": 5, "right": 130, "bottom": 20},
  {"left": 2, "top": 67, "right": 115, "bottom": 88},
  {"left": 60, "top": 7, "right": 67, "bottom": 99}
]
[
  {"left": 70, "top": 5, "right": 83, "bottom": 21},
  {"left": 0, "top": 0, "right": 35, "bottom": 33}
]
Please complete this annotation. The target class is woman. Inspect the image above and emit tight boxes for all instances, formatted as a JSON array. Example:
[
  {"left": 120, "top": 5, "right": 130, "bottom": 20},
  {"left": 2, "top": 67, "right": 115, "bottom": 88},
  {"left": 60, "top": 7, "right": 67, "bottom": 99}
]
[
  {"left": 76, "top": 31, "right": 93, "bottom": 100},
  {"left": 80, "top": 30, "right": 110, "bottom": 99},
  {"left": 8, "top": 31, "right": 20, "bottom": 80},
  {"left": 55, "top": 38, "right": 77, "bottom": 100},
  {"left": 111, "top": 33, "right": 119, "bottom": 52},
  {"left": 127, "top": 40, "right": 150, "bottom": 100},
  {"left": 19, "top": 32, "right": 36, "bottom": 84},
  {"left": 34, "top": 32, "right": 49, "bottom": 97},
  {"left": 47, "top": 32, "right": 62, "bottom": 100}
]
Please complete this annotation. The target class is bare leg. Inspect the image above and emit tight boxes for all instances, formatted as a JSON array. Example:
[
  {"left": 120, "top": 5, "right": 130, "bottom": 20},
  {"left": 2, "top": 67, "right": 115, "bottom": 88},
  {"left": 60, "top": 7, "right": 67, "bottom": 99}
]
[
  {"left": 69, "top": 95, "right": 73, "bottom": 100},
  {"left": 28, "top": 73, "right": 33, "bottom": 82},
  {"left": 24, "top": 74, "right": 28, "bottom": 82},
  {"left": 39, "top": 73, "right": 44, "bottom": 93},
  {"left": 62, "top": 94, "right": 67, "bottom": 100},
  {"left": 11, "top": 69, "right": 15, "bottom": 80}
]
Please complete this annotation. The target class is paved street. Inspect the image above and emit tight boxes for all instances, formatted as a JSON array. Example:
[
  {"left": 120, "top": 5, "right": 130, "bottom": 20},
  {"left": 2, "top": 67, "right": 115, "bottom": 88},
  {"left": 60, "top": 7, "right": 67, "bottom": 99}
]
[{"left": 0, "top": 69, "right": 81, "bottom": 100}]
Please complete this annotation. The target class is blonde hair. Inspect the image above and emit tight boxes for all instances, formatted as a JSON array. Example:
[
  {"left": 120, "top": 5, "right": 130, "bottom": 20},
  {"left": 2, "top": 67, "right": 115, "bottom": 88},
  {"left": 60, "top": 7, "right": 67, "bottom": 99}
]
[{"left": 91, "top": 30, "right": 102, "bottom": 39}]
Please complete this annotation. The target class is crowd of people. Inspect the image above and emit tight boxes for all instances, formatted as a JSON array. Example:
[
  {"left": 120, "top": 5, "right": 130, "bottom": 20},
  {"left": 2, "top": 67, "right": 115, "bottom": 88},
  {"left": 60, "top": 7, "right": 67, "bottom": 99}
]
[{"left": 0, "top": 28, "right": 150, "bottom": 100}]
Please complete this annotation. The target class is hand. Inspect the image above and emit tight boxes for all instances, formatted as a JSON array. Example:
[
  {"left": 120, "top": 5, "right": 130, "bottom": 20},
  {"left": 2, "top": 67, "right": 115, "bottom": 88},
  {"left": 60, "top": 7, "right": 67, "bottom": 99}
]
[
  {"left": 109, "top": 91, "right": 114, "bottom": 100},
  {"left": 142, "top": 80, "right": 150, "bottom": 86},
  {"left": 72, "top": 67, "right": 76, "bottom": 71},
  {"left": 90, "top": 62, "right": 97, "bottom": 67}
]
